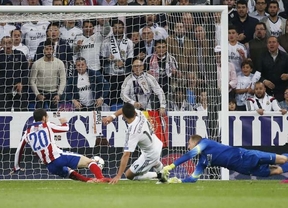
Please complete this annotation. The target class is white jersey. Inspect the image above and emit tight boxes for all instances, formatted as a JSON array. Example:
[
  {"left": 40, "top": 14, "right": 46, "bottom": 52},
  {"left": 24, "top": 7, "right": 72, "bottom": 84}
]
[
  {"left": 0, "top": 24, "right": 16, "bottom": 42},
  {"left": 124, "top": 110, "right": 163, "bottom": 160},
  {"left": 59, "top": 26, "right": 83, "bottom": 48},
  {"left": 21, "top": 21, "right": 50, "bottom": 60},
  {"left": 246, "top": 93, "right": 281, "bottom": 111},
  {"left": 77, "top": 72, "right": 94, "bottom": 106},
  {"left": 268, "top": 18, "right": 283, "bottom": 37},
  {"left": 13, "top": 43, "right": 30, "bottom": 60},
  {"left": 236, "top": 73, "right": 254, "bottom": 106},
  {"left": 14, "top": 122, "right": 69, "bottom": 170},
  {"left": 120, "top": 72, "right": 166, "bottom": 109},
  {"left": 228, "top": 42, "right": 247, "bottom": 75},
  {"left": 74, "top": 32, "right": 104, "bottom": 71}
]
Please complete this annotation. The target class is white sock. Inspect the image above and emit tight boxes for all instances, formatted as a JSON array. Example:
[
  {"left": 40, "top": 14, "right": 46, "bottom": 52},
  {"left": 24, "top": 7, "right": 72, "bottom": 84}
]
[
  {"left": 133, "top": 172, "right": 157, "bottom": 180},
  {"left": 153, "top": 161, "right": 163, "bottom": 173}
]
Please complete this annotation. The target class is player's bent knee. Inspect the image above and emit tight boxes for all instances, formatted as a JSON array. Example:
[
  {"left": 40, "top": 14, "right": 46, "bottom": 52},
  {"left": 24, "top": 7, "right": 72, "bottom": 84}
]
[{"left": 125, "top": 170, "right": 135, "bottom": 180}]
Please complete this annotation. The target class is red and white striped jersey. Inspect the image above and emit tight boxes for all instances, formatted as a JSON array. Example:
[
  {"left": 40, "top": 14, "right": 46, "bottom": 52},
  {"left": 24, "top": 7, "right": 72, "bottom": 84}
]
[{"left": 14, "top": 121, "right": 69, "bottom": 171}]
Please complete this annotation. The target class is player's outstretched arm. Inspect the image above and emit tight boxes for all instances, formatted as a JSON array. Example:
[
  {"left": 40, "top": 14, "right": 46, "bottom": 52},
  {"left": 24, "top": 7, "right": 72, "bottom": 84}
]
[
  {"left": 163, "top": 145, "right": 202, "bottom": 173},
  {"left": 102, "top": 108, "right": 123, "bottom": 125},
  {"left": 10, "top": 134, "right": 27, "bottom": 175},
  {"left": 109, "top": 151, "right": 130, "bottom": 184}
]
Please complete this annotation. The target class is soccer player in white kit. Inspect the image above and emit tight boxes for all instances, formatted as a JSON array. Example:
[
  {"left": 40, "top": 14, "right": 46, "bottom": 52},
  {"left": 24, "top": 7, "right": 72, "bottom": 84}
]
[
  {"left": 11, "top": 108, "right": 111, "bottom": 183},
  {"left": 102, "top": 103, "right": 168, "bottom": 184}
]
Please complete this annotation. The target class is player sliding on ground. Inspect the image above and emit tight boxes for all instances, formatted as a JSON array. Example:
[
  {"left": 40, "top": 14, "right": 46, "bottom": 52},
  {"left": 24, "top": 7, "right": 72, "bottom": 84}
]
[
  {"left": 102, "top": 103, "right": 168, "bottom": 184},
  {"left": 10, "top": 108, "right": 111, "bottom": 183},
  {"left": 163, "top": 134, "right": 288, "bottom": 183}
]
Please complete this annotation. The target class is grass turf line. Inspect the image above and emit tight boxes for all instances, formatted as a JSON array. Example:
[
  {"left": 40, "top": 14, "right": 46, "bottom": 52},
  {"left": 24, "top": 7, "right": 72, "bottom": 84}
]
[{"left": 0, "top": 180, "right": 286, "bottom": 208}]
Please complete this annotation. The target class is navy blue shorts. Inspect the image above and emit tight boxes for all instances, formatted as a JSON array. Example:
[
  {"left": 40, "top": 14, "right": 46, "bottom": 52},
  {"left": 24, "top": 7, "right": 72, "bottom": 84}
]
[
  {"left": 235, "top": 150, "right": 276, "bottom": 177},
  {"left": 47, "top": 152, "right": 81, "bottom": 178}
]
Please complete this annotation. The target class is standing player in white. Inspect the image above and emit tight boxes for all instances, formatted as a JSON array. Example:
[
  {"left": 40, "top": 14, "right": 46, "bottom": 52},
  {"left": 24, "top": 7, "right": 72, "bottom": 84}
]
[
  {"left": 102, "top": 103, "right": 168, "bottom": 184},
  {"left": 74, "top": 20, "right": 110, "bottom": 71},
  {"left": 11, "top": 108, "right": 111, "bottom": 183},
  {"left": 59, "top": 20, "right": 83, "bottom": 49}
]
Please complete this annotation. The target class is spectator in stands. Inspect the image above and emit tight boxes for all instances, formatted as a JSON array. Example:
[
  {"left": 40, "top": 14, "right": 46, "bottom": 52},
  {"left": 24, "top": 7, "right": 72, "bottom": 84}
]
[
  {"left": 129, "top": 30, "right": 146, "bottom": 60},
  {"left": 100, "top": 20, "right": 134, "bottom": 107},
  {"left": 21, "top": 21, "right": 50, "bottom": 63},
  {"left": 235, "top": 59, "right": 255, "bottom": 111},
  {"left": 73, "top": 0, "right": 85, "bottom": 4},
  {"left": 185, "top": 71, "right": 199, "bottom": 106},
  {"left": 257, "top": 36, "right": 288, "bottom": 102},
  {"left": 34, "top": 22, "right": 74, "bottom": 78},
  {"left": 11, "top": 29, "right": 30, "bottom": 61},
  {"left": 141, "top": 26, "right": 155, "bottom": 56},
  {"left": 139, "top": 14, "right": 168, "bottom": 40},
  {"left": 194, "top": 90, "right": 208, "bottom": 111},
  {"left": 229, "top": 98, "right": 237, "bottom": 111},
  {"left": 245, "top": 22, "right": 268, "bottom": 72},
  {"left": 74, "top": 20, "right": 110, "bottom": 72},
  {"left": 168, "top": 87, "right": 193, "bottom": 111},
  {"left": 215, "top": 45, "right": 237, "bottom": 98},
  {"left": 30, "top": 39, "right": 66, "bottom": 111},
  {"left": 53, "top": 0, "right": 63, "bottom": 4},
  {"left": 121, "top": 58, "right": 166, "bottom": 115},
  {"left": 128, "top": 0, "right": 146, "bottom": 5},
  {"left": 246, "top": 81, "right": 287, "bottom": 115},
  {"left": 250, "top": 0, "right": 268, "bottom": 20},
  {"left": 0, "top": 0, "right": 13, "bottom": 5},
  {"left": 222, "top": 0, "right": 238, "bottom": 23},
  {"left": 181, "top": 13, "right": 194, "bottom": 40},
  {"left": 144, "top": 40, "right": 181, "bottom": 96},
  {"left": 193, "top": 24, "right": 214, "bottom": 83},
  {"left": 59, "top": 21, "right": 82, "bottom": 49},
  {"left": 98, "top": 0, "right": 116, "bottom": 5},
  {"left": 0, "top": 23, "right": 16, "bottom": 46},
  {"left": 0, "top": 36, "right": 29, "bottom": 111},
  {"left": 167, "top": 22, "right": 195, "bottom": 73},
  {"left": 144, "top": 39, "right": 179, "bottom": 109},
  {"left": 260, "top": 1, "right": 287, "bottom": 37},
  {"left": 228, "top": 25, "right": 247, "bottom": 75},
  {"left": 65, "top": 57, "right": 110, "bottom": 111},
  {"left": 279, "top": 88, "right": 288, "bottom": 110},
  {"left": 231, "top": 0, "right": 259, "bottom": 44},
  {"left": 278, "top": 20, "right": 288, "bottom": 52}
]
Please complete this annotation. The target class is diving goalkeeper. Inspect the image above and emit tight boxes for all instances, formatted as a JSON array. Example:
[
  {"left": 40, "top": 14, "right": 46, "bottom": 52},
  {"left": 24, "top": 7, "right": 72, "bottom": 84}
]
[{"left": 163, "top": 134, "right": 288, "bottom": 183}]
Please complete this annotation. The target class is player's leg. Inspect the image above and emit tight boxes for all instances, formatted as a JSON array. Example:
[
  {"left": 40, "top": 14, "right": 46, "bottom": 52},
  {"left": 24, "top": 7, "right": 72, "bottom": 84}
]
[
  {"left": 125, "top": 154, "right": 158, "bottom": 180},
  {"left": 46, "top": 158, "right": 92, "bottom": 182},
  {"left": 77, "top": 155, "right": 105, "bottom": 179}
]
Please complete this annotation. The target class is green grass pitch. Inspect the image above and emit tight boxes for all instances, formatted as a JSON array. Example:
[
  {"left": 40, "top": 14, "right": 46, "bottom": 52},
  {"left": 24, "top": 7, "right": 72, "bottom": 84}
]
[{"left": 0, "top": 180, "right": 287, "bottom": 208}]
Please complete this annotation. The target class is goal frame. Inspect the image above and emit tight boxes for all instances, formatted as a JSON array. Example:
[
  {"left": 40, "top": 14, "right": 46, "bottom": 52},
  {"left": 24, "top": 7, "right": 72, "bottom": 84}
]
[{"left": 0, "top": 5, "right": 229, "bottom": 180}]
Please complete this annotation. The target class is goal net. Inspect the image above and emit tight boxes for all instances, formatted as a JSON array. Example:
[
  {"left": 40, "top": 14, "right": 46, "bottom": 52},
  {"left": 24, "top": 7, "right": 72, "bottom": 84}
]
[{"left": 0, "top": 6, "right": 229, "bottom": 181}]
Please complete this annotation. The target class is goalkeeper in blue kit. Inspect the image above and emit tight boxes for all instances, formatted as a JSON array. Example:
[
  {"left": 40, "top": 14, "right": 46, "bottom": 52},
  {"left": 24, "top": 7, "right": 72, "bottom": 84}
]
[{"left": 163, "top": 134, "right": 288, "bottom": 183}]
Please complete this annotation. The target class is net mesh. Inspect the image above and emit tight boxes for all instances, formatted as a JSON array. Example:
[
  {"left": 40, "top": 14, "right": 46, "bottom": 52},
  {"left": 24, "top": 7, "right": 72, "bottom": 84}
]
[{"left": 0, "top": 8, "right": 226, "bottom": 180}]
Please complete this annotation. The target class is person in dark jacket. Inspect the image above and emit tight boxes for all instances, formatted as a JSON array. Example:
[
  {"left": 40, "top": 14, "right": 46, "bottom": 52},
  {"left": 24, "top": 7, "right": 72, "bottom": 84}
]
[
  {"left": 257, "top": 36, "right": 288, "bottom": 102},
  {"left": 65, "top": 57, "right": 110, "bottom": 111},
  {"left": 0, "top": 36, "right": 29, "bottom": 111}
]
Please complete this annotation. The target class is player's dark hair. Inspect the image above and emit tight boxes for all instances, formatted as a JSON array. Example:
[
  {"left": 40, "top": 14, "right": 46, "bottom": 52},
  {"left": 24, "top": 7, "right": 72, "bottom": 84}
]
[
  {"left": 111, "top": 19, "right": 125, "bottom": 27},
  {"left": 190, "top": 134, "right": 202, "bottom": 143},
  {"left": 122, "top": 103, "right": 136, "bottom": 119},
  {"left": 76, "top": 57, "right": 87, "bottom": 63},
  {"left": 154, "top": 39, "right": 167, "bottom": 47},
  {"left": 33, "top": 109, "right": 47, "bottom": 122}
]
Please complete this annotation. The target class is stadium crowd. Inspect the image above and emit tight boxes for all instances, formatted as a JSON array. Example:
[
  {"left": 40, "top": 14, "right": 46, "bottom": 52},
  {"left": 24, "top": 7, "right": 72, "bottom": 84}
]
[{"left": 0, "top": 0, "right": 288, "bottom": 114}]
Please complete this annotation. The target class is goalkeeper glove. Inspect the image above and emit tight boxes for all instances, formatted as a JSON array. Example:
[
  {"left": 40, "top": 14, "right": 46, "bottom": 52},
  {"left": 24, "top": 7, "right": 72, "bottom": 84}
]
[
  {"left": 163, "top": 164, "right": 176, "bottom": 172},
  {"left": 168, "top": 177, "right": 182, "bottom": 184}
]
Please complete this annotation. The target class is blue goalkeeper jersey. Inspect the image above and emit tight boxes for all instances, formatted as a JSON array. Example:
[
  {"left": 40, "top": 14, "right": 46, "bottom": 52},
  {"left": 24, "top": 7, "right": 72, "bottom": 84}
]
[{"left": 173, "top": 138, "right": 276, "bottom": 181}]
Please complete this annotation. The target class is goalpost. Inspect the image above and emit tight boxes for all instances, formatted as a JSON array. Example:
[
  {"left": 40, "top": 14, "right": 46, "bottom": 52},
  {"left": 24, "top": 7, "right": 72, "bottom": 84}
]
[{"left": 0, "top": 5, "right": 229, "bottom": 180}]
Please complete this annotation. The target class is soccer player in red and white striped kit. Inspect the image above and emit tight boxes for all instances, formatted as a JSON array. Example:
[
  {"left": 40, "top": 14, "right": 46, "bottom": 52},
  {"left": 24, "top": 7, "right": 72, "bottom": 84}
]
[{"left": 11, "top": 108, "right": 111, "bottom": 183}]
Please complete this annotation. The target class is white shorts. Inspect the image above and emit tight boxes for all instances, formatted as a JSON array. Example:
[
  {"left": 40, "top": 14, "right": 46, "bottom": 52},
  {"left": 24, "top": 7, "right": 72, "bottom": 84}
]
[{"left": 129, "top": 154, "right": 162, "bottom": 175}]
